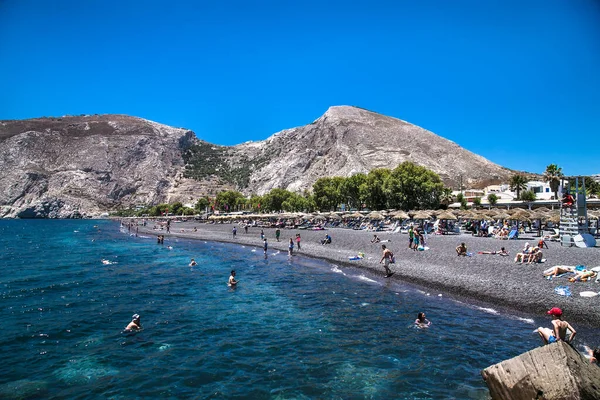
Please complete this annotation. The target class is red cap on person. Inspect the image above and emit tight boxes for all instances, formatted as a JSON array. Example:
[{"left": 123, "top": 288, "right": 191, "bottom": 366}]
[{"left": 547, "top": 307, "right": 562, "bottom": 316}]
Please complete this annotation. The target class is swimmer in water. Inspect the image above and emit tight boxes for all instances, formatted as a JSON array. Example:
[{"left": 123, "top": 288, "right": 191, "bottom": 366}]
[
  {"left": 415, "top": 312, "right": 431, "bottom": 328},
  {"left": 228, "top": 270, "right": 238, "bottom": 286},
  {"left": 125, "top": 314, "right": 142, "bottom": 331},
  {"left": 189, "top": 258, "right": 197, "bottom": 266}
]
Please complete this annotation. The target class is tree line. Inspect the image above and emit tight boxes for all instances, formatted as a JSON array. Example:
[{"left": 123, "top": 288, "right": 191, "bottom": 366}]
[{"left": 113, "top": 162, "right": 599, "bottom": 217}]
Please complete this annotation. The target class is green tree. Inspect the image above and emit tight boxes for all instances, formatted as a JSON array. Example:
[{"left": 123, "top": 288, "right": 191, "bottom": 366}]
[
  {"left": 487, "top": 193, "right": 499, "bottom": 207},
  {"left": 509, "top": 174, "right": 528, "bottom": 200},
  {"left": 339, "top": 173, "right": 367, "bottom": 210},
  {"left": 584, "top": 177, "right": 600, "bottom": 197},
  {"left": 170, "top": 202, "right": 184, "bottom": 216},
  {"left": 386, "top": 162, "right": 444, "bottom": 210},
  {"left": 262, "top": 188, "right": 293, "bottom": 212},
  {"left": 215, "top": 191, "right": 246, "bottom": 212},
  {"left": 520, "top": 189, "right": 537, "bottom": 209},
  {"left": 313, "top": 177, "right": 342, "bottom": 211},
  {"left": 543, "top": 164, "right": 563, "bottom": 201},
  {"left": 195, "top": 197, "right": 210, "bottom": 213},
  {"left": 472, "top": 197, "right": 482, "bottom": 208},
  {"left": 362, "top": 169, "right": 390, "bottom": 210}
]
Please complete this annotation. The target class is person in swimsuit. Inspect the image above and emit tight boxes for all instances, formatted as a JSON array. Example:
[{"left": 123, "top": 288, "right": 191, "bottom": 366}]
[
  {"left": 189, "top": 258, "right": 197, "bottom": 266},
  {"left": 125, "top": 314, "right": 142, "bottom": 331},
  {"left": 478, "top": 247, "right": 509, "bottom": 256},
  {"left": 371, "top": 234, "right": 381, "bottom": 243},
  {"left": 379, "top": 244, "right": 394, "bottom": 276},
  {"left": 537, "top": 307, "right": 576, "bottom": 345},
  {"left": 263, "top": 238, "right": 268, "bottom": 255},
  {"left": 288, "top": 238, "right": 294, "bottom": 256},
  {"left": 415, "top": 312, "right": 431, "bottom": 328},
  {"left": 295, "top": 233, "right": 301, "bottom": 250},
  {"left": 456, "top": 243, "right": 467, "bottom": 256},
  {"left": 228, "top": 270, "right": 238, "bottom": 286}
]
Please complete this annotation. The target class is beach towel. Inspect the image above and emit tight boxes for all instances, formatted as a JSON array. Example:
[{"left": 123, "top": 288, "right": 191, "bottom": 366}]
[
  {"left": 554, "top": 286, "right": 572, "bottom": 297},
  {"left": 579, "top": 291, "right": 599, "bottom": 298}
]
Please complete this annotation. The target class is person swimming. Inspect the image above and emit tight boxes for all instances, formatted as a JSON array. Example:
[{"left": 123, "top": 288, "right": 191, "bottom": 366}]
[
  {"left": 125, "top": 314, "right": 142, "bottom": 331},
  {"left": 189, "top": 258, "right": 197, "bottom": 266},
  {"left": 415, "top": 312, "right": 431, "bottom": 328}
]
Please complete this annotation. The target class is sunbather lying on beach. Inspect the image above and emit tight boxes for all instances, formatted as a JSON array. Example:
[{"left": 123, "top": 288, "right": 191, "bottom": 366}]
[
  {"left": 478, "top": 247, "right": 509, "bottom": 256},
  {"left": 569, "top": 270, "right": 597, "bottom": 282},
  {"left": 543, "top": 266, "right": 574, "bottom": 278}
]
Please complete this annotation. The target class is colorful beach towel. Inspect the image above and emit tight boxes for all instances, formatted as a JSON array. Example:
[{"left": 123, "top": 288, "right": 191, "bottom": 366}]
[{"left": 554, "top": 286, "right": 572, "bottom": 297}]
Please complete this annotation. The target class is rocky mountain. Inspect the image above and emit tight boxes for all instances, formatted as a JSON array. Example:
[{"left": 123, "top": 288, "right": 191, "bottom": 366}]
[
  {"left": 0, "top": 107, "right": 513, "bottom": 218},
  {"left": 226, "top": 106, "right": 513, "bottom": 194}
]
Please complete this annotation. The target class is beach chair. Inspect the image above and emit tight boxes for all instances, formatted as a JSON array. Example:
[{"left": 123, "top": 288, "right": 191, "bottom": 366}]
[{"left": 507, "top": 229, "right": 518, "bottom": 240}]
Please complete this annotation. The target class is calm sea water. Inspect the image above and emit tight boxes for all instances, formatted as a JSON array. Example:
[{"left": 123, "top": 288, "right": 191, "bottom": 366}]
[{"left": 0, "top": 220, "right": 593, "bottom": 399}]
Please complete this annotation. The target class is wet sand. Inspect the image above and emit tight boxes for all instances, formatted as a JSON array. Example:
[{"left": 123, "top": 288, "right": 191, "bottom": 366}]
[{"left": 139, "top": 221, "right": 600, "bottom": 328}]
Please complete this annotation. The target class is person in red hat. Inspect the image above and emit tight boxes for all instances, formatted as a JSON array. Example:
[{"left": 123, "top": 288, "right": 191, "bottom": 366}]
[{"left": 536, "top": 307, "right": 576, "bottom": 345}]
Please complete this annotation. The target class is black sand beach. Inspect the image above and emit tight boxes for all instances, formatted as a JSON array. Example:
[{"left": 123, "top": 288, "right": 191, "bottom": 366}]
[{"left": 138, "top": 221, "right": 600, "bottom": 328}]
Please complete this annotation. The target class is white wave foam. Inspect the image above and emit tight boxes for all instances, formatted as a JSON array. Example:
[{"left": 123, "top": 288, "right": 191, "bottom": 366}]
[
  {"left": 516, "top": 317, "right": 535, "bottom": 324},
  {"left": 331, "top": 265, "right": 346, "bottom": 275},
  {"left": 356, "top": 275, "right": 377, "bottom": 284},
  {"left": 476, "top": 307, "right": 498, "bottom": 315}
]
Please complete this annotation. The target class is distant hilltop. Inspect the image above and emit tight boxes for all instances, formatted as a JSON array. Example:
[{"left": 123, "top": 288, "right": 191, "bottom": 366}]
[{"left": 0, "top": 107, "right": 514, "bottom": 218}]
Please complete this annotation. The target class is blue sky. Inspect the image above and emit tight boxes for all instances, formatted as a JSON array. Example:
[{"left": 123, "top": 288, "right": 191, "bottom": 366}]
[{"left": 1, "top": 0, "right": 599, "bottom": 176}]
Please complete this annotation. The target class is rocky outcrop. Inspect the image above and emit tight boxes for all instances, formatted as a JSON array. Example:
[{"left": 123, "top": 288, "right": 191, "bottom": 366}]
[
  {"left": 482, "top": 341, "right": 600, "bottom": 400},
  {"left": 0, "top": 115, "right": 196, "bottom": 218}
]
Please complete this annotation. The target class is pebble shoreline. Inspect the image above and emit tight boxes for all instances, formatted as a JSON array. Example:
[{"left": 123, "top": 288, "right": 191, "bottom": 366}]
[{"left": 137, "top": 221, "right": 600, "bottom": 328}]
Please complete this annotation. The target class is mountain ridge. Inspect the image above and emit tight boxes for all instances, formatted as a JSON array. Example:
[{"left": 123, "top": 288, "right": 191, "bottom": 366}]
[{"left": 1, "top": 107, "right": 516, "bottom": 217}]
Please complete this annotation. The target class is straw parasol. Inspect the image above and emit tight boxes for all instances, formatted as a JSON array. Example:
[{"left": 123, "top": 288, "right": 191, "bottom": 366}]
[
  {"left": 437, "top": 211, "right": 457, "bottom": 220},
  {"left": 533, "top": 207, "right": 553, "bottom": 214},
  {"left": 366, "top": 211, "right": 385, "bottom": 220},
  {"left": 391, "top": 210, "right": 409, "bottom": 220},
  {"left": 460, "top": 210, "right": 479, "bottom": 220},
  {"left": 313, "top": 214, "right": 326, "bottom": 221},
  {"left": 547, "top": 214, "right": 561, "bottom": 224},
  {"left": 412, "top": 210, "right": 433, "bottom": 220},
  {"left": 328, "top": 212, "right": 342, "bottom": 220}
]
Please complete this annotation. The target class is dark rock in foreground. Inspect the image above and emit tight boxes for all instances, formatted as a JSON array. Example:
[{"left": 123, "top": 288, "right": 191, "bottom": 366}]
[{"left": 482, "top": 341, "right": 600, "bottom": 399}]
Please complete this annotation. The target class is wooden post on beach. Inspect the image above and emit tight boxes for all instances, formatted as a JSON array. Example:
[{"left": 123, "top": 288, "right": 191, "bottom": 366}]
[{"left": 481, "top": 341, "right": 600, "bottom": 400}]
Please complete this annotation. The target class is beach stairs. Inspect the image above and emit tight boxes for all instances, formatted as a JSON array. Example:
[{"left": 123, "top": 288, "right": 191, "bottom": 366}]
[
  {"left": 559, "top": 207, "right": 581, "bottom": 247},
  {"left": 482, "top": 341, "right": 600, "bottom": 400}
]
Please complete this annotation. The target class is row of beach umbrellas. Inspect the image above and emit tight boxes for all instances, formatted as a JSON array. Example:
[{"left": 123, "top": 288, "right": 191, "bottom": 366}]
[{"left": 204, "top": 207, "right": 599, "bottom": 223}]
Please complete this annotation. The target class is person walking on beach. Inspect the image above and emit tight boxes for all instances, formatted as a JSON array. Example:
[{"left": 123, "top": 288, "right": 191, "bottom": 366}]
[
  {"left": 408, "top": 226, "right": 414, "bottom": 249},
  {"left": 125, "top": 314, "right": 142, "bottom": 331},
  {"left": 260, "top": 229, "right": 265, "bottom": 240},
  {"left": 275, "top": 229, "right": 281, "bottom": 242},
  {"left": 379, "top": 244, "right": 394, "bottom": 277},
  {"left": 232, "top": 226, "right": 237, "bottom": 238},
  {"left": 244, "top": 224, "right": 248, "bottom": 234},
  {"left": 288, "top": 238, "right": 294, "bottom": 256},
  {"left": 295, "top": 233, "right": 301, "bottom": 250},
  {"left": 536, "top": 307, "right": 576, "bottom": 345}
]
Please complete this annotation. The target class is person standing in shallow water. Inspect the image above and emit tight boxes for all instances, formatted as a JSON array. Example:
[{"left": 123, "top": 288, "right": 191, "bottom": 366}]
[
  {"left": 125, "top": 314, "right": 142, "bottom": 331},
  {"left": 228, "top": 270, "right": 238, "bottom": 286},
  {"left": 288, "top": 238, "right": 294, "bottom": 256},
  {"left": 263, "top": 238, "right": 268, "bottom": 256},
  {"left": 379, "top": 244, "right": 394, "bottom": 276}
]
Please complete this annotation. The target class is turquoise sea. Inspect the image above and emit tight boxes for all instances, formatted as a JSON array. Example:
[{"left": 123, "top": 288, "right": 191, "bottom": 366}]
[{"left": 0, "top": 220, "right": 593, "bottom": 399}]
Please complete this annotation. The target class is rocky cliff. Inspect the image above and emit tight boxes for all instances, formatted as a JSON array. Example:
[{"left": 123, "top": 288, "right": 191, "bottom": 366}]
[
  {"left": 1, "top": 107, "right": 513, "bottom": 217},
  {"left": 0, "top": 115, "right": 199, "bottom": 218}
]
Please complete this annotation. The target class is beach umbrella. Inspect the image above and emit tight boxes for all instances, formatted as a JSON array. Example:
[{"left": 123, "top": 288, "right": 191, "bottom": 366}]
[
  {"left": 366, "top": 211, "right": 385, "bottom": 220},
  {"left": 547, "top": 214, "right": 561, "bottom": 224},
  {"left": 494, "top": 212, "right": 511, "bottom": 220},
  {"left": 511, "top": 210, "right": 532, "bottom": 221},
  {"left": 412, "top": 211, "right": 432, "bottom": 220},
  {"left": 460, "top": 211, "right": 479, "bottom": 220},
  {"left": 391, "top": 210, "right": 409, "bottom": 220},
  {"left": 533, "top": 207, "right": 553, "bottom": 214},
  {"left": 313, "top": 214, "right": 326, "bottom": 221},
  {"left": 328, "top": 213, "right": 342, "bottom": 220},
  {"left": 436, "top": 211, "right": 457, "bottom": 220}
]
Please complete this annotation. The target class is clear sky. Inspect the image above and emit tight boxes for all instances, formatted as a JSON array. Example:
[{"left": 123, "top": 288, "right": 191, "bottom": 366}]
[{"left": 1, "top": 0, "right": 599, "bottom": 176}]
